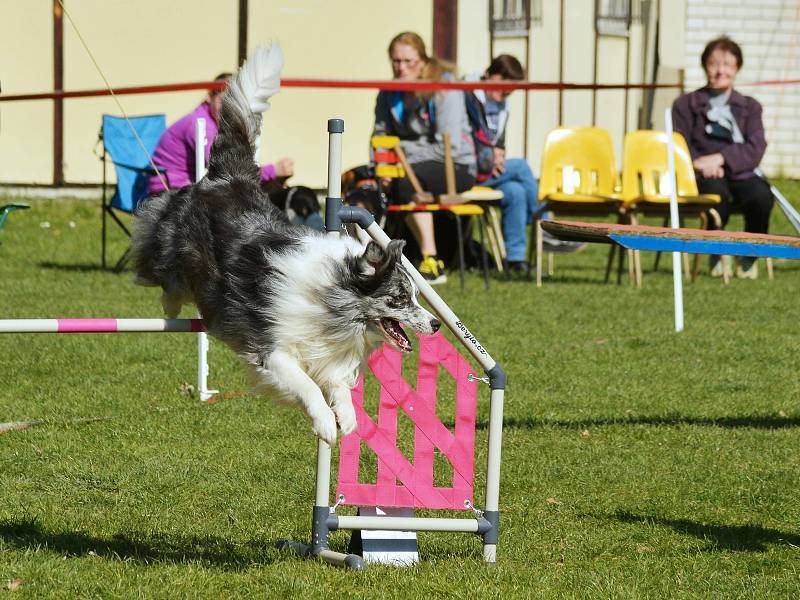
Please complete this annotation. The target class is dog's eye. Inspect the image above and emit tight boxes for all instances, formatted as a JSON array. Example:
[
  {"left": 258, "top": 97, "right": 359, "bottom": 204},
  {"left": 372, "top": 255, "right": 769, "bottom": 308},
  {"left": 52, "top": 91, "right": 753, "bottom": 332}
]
[{"left": 387, "top": 293, "right": 410, "bottom": 308}]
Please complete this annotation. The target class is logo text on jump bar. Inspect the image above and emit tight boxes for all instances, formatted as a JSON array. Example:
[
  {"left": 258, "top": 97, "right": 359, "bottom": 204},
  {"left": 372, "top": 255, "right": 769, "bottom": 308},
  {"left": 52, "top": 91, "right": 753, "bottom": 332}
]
[{"left": 455, "top": 321, "right": 487, "bottom": 356}]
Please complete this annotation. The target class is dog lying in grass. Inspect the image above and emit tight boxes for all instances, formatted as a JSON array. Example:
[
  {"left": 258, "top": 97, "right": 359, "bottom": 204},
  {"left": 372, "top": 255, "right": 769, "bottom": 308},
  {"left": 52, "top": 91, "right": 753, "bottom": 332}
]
[{"left": 131, "top": 44, "right": 440, "bottom": 445}]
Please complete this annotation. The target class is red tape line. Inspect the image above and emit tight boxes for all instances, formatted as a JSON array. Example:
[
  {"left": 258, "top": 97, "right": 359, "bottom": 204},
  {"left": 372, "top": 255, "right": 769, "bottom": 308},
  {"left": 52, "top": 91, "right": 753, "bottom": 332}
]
[{"left": 1, "top": 77, "right": 796, "bottom": 103}]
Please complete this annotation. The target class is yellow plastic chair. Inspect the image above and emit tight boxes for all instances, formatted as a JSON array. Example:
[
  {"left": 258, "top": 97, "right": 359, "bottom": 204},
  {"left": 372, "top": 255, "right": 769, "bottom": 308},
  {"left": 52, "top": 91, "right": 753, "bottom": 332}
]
[
  {"left": 531, "top": 127, "right": 626, "bottom": 287},
  {"left": 371, "top": 135, "right": 500, "bottom": 289},
  {"left": 621, "top": 130, "right": 725, "bottom": 281}
]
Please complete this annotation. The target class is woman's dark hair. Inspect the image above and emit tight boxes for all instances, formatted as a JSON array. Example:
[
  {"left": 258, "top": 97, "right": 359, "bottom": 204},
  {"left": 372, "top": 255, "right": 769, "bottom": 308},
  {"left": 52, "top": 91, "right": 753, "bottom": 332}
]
[
  {"left": 701, "top": 36, "right": 743, "bottom": 69},
  {"left": 486, "top": 54, "right": 525, "bottom": 80}
]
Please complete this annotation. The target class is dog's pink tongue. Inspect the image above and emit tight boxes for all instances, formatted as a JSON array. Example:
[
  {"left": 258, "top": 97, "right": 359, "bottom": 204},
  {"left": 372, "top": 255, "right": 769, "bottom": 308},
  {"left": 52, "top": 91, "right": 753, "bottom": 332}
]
[{"left": 385, "top": 319, "right": 412, "bottom": 352}]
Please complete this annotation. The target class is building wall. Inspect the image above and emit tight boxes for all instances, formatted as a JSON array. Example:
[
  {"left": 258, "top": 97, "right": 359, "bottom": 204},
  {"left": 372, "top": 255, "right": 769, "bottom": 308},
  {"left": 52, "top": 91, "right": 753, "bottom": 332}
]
[
  {"left": 9, "top": 2, "right": 795, "bottom": 187},
  {"left": 684, "top": 0, "right": 800, "bottom": 178},
  {"left": 0, "top": 0, "right": 430, "bottom": 187},
  {"left": 0, "top": 1, "right": 53, "bottom": 183}
]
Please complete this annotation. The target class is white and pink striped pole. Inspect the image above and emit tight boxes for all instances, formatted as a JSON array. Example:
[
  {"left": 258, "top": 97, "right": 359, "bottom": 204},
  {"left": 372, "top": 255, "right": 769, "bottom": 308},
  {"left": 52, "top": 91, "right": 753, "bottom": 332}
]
[{"left": 0, "top": 318, "right": 204, "bottom": 333}]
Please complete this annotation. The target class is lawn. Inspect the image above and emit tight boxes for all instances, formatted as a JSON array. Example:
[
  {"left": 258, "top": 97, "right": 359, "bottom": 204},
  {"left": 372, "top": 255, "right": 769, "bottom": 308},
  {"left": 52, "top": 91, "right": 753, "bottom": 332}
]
[{"left": 1, "top": 185, "right": 799, "bottom": 598}]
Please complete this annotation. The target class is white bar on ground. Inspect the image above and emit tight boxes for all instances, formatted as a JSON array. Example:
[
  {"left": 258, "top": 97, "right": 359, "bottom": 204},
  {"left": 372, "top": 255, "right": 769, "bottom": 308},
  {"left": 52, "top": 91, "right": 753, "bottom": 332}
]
[
  {"left": 336, "top": 514, "right": 481, "bottom": 533},
  {"left": 664, "top": 108, "right": 685, "bottom": 333}
]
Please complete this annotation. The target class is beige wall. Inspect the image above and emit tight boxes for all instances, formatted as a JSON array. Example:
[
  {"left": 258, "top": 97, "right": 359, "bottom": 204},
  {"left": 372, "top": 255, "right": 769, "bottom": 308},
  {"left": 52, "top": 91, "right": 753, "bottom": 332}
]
[
  {"left": 248, "top": 0, "right": 432, "bottom": 187},
  {"left": 1, "top": 0, "right": 430, "bottom": 187},
  {"left": 0, "top": 0, "right": 663, "bottom": 187},
  {"left": 62, "top": 0, "right": 236, "bottom": 184},
  {"left": 0, "top": 1, "right": 53, "bottom": 182}
]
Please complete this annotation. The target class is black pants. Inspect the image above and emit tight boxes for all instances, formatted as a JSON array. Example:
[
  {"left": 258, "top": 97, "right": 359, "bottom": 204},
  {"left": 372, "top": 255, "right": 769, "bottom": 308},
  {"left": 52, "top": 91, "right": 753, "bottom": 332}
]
[
  {"left": 696, "top": 174, "right": 774, "bottom": 234},
  {"left": 388, "top": 160, "right": 476, "bottom": 266},
  {"left": 393, "top": 160, "right": 475, "bottom": 204}
]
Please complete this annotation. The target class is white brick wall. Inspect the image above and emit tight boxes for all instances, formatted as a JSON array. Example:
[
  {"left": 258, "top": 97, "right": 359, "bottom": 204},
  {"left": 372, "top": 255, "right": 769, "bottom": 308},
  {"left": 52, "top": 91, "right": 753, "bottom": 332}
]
[{"left": 684, "top": 0, "right": 800, "bottom": 178}]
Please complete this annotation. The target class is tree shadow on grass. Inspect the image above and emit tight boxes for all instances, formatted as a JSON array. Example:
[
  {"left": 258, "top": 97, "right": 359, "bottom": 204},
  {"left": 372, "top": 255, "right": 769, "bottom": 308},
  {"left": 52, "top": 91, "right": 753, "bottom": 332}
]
[
  {"left": 0, "top": 517, "right": 279, "bottom": 569},
  {"left": 612, "top": 510, "right": 800, "bottom": 552},
  {"left": 474, "top": 414, "right": 800, "bottom": 431},
  {"left": 37, "top": 261, "right": 110, "bottom": 273}
]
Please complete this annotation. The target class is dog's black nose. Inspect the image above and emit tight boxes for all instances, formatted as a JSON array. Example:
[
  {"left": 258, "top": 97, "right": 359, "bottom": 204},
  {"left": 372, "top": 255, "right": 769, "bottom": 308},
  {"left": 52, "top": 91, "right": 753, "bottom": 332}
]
[{"left": 430, "top": 318, "right": 441, "bottom": 332}]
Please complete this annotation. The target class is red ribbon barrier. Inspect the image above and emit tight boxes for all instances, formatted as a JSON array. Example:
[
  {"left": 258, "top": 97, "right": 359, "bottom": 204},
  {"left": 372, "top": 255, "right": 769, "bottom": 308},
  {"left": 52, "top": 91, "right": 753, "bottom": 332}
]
[{"left": 0, "top": 77, "right": 796, "bottom": 103}]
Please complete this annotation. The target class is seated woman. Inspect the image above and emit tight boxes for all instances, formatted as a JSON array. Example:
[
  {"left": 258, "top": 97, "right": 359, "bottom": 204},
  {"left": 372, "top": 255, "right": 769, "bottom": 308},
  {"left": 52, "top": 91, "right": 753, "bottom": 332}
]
[
  {"left": 148, "top": 73, "right": 294, "bottom": 195},
  {"left": 672, "top": 36, "right": 773, "bottom": 279},
  {"left": 373, "top": 32, "right": 477, "bottom": 285}
]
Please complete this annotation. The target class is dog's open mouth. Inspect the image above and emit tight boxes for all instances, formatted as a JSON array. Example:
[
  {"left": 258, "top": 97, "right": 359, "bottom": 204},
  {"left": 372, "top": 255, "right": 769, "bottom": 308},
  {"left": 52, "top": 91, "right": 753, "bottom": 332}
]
[{"left": 379, "top": 318, "right": 412, "bottom": 352}]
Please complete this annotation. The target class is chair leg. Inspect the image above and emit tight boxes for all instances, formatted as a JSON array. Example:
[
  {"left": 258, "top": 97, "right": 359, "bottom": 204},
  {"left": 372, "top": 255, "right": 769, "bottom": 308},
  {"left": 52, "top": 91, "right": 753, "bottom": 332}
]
[
  {"left": 477, "top": 216, "right": 490, "bottom": 290},
  {"left": 627, "top": 249, "right": 636, "bottom": 285},
  {"left": 455, "top": 215, "right": 466, "bottom": 290},
  {"left": 535, "top": 219, "right": 543, "bottom": 287},
  {"left": 627, "top": 214, "right": 642, "bottom": 288},
  {"left": 486, "top": 207, "right": 506, "bottom": 272},
  {"left": 547, "top": 253, "right": 554, "bottom": 276},
  {"left": 767, "top": 257, "right": 774, "bottom": 280},
  {"left": 605, "top": 244, "right": 616, "bottom": 283},
  {"left": 483, "top": 213, "right": 504, "bottom": 272},
  {"left": 112, "top": 246, "right": 131, "bottom": 274},
  {"left": 490, "top": 207, "right": 508, "bottom": 269}
]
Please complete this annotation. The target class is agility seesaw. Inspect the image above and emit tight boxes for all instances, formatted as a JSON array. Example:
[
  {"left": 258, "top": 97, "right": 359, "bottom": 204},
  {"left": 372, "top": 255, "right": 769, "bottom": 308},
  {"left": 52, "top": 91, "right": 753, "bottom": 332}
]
[{"left": 541, "top": 220, "right": 800, "bottom": 260}]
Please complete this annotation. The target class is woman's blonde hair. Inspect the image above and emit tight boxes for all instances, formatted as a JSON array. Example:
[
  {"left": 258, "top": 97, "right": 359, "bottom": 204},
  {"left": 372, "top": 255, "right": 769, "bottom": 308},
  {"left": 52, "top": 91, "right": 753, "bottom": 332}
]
[
  {"left": 388, "top": 32, "right": 456, "bottom": 100},
  {"left": 388, "top": 31, "right": 429, "bottom": 62}
]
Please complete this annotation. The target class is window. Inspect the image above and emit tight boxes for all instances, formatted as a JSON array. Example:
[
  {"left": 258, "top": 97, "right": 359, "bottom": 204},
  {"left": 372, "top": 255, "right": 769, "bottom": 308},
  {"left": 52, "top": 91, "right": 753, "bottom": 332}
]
[
  {"left": 490, "top": 0, "right": 541, "bottom": 38},
  {"left": 596, "top": 0, "right": 631, "bottom": 36}
]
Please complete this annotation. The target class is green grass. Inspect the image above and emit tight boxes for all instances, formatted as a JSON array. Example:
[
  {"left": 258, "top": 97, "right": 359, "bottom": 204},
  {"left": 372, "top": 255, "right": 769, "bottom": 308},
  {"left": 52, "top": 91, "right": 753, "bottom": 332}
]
[{"left": 2, "top": 185, "right": 800, "bottom": 598}]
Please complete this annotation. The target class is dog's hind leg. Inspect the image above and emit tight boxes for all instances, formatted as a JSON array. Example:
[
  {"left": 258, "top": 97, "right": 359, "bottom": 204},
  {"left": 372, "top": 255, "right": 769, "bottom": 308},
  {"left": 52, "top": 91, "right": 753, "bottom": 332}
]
[{"left": 255, "top": 350, "right": 338, "bottom": 445}]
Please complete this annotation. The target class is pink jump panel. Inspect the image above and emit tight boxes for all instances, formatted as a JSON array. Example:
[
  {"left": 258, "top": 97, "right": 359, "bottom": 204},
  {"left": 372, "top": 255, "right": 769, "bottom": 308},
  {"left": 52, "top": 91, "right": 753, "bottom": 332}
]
[
  {"left": 336, "top": 331, "right": 478, "bottom": 510},
  {"left": 57, "top": 318, "right": 118, "bottom": 333}
]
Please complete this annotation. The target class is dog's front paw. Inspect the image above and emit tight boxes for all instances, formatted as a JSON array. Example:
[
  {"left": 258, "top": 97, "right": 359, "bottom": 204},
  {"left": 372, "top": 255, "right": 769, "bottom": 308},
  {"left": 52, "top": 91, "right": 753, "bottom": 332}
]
[
  {"left": 310, "top": 406, "right": 338, "bottom": 446},
  {"left": 333, "top": 402, "right": 358, "bottom": 437}
]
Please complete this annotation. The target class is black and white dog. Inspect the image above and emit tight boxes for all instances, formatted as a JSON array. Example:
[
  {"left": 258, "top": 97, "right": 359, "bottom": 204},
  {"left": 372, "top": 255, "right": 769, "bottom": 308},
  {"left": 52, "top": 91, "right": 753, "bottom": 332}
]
[{"left": 131, "top": 45, "right": 440, "bottom": 444}]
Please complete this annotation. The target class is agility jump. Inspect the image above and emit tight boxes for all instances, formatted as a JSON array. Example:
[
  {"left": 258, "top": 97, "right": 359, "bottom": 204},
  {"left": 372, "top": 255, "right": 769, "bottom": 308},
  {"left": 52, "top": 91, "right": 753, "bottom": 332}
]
[{"left": 0, "top": 118, "right": 506, "bottom": 571}]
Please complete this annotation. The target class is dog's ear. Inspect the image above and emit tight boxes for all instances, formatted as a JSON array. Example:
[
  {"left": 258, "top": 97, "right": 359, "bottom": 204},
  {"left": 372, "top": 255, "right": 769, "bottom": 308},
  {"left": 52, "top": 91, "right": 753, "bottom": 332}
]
[{"left": 359, "top": 240, "right": 405, "bottom": 283}]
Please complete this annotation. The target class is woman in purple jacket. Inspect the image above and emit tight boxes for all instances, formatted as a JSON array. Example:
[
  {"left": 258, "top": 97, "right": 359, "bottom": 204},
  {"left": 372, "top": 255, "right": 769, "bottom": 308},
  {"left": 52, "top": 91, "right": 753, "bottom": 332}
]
[
  {"left": 147, "top": 73, "right": 293, "bottom": 195},
  {"left": 672, "top": 36, "right": 773, "bottom": 279}
]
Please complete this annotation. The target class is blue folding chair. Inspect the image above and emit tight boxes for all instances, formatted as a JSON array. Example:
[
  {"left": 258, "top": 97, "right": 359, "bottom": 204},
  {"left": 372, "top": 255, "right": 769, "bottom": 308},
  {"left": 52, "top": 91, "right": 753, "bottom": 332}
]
[{"left": 100, "top": 114, "right": 166, "bottom": 271}]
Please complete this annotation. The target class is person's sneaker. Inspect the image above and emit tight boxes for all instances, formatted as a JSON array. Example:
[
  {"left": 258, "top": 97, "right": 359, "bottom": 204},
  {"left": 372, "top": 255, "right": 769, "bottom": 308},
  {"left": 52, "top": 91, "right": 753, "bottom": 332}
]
[
  {"left": 418, "top": 255, "right": 447, "bottom": 285},
  {"left": 541, "top": 229, "right": 587, "bottom": 254},
  {"left": 709, "top": 255, "right": 732, "bottom": 278},
  {"left": 736, "top": 256, "right": 758, "bottom": 280}
]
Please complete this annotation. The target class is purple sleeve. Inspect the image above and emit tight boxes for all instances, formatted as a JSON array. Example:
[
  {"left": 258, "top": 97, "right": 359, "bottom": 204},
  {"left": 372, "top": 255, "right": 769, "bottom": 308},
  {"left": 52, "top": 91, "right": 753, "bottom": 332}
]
[
  {"left": 260, "top": 163, "right": 278, "bottom": 182},
  {"left": 671, "top": 95, "right": 700, "bottom": 161},
  {"left": 720, "top": 100, "right": 767, "bottom": 176}
]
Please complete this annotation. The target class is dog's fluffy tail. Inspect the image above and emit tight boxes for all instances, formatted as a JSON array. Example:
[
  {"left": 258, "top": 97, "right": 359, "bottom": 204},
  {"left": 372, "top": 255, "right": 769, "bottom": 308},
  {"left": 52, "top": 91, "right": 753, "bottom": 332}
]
[{"left": 206, "top": 43, "right": 284, "bottom": 182}]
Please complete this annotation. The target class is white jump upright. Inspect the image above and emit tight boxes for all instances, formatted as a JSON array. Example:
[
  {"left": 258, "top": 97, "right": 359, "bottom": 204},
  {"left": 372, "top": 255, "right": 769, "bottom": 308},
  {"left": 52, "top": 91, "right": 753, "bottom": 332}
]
[
  {"left": 276, "top": 119, "right": 506, "bottom": 570},
  {"left": 664, "top": 108, "right": 685, "bottom": 333},
  {"left": 195, "top": 117, "right": 218, "bottom": 402}
]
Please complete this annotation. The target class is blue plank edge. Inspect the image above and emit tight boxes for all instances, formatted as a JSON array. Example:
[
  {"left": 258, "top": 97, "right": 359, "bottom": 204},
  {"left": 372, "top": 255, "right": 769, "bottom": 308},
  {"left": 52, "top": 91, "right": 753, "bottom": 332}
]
[{"left": 609, "top": 234, "right": 800, "bottom": 260}]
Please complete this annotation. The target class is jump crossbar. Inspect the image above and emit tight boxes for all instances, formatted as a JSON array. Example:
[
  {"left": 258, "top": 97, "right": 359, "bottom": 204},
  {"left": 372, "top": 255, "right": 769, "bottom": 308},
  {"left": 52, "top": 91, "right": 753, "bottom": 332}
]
[{"left": 0, "top": 318, "right": 205, "bottom": 334}]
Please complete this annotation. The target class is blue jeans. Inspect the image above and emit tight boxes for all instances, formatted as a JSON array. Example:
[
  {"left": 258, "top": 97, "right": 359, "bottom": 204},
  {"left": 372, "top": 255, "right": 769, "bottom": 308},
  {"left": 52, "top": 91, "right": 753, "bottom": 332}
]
[{"left": 483, "top": 158, "right": 539, "bottom": 262}]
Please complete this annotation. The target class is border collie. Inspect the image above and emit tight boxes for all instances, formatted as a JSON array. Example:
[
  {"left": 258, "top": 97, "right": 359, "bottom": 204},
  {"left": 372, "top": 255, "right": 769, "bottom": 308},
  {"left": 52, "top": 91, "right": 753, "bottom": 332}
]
[{"left": 131, "top": 44, "right": 440, "bottom": 444}]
